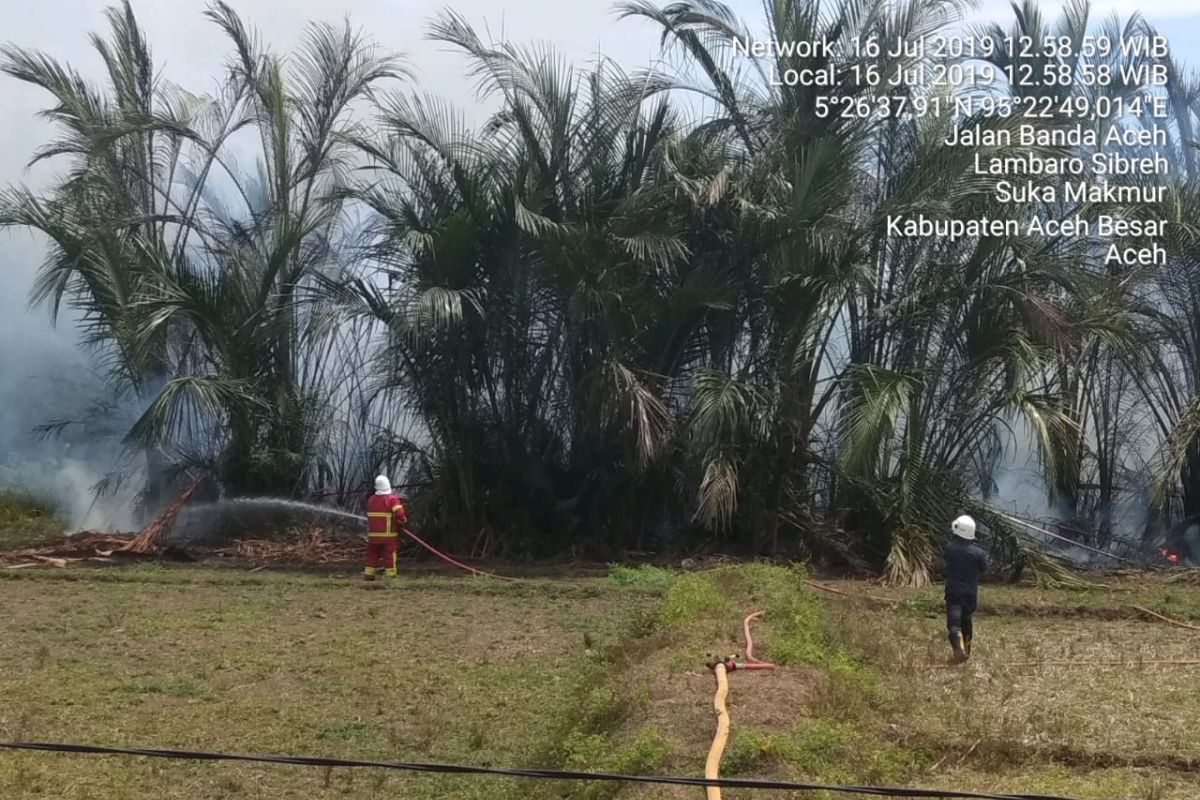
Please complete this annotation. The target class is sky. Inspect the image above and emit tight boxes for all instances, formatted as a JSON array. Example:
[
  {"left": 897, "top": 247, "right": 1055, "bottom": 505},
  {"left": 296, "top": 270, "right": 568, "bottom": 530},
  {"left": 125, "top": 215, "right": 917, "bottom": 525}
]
[{"left": 2, "top": 0, "right": 1199, "bottom": 522}]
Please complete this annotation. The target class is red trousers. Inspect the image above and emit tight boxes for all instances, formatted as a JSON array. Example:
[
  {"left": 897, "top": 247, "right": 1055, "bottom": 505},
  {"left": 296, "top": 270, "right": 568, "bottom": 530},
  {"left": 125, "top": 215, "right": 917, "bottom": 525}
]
[{"left": 364, "top": 537, "right": 399, "bottom": 578}]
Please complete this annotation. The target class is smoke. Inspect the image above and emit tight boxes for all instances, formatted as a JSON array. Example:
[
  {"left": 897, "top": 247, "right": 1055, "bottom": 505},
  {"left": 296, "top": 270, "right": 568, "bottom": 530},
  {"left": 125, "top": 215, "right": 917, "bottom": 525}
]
[
  {"left": 0, "top": 62, "right": 143, "bottom": 531},
  {"left": 0, "top": 230, "right": 140, "bottom": 532},
  {"left": 0, "top": 457, "right": 138, "bottom": 532},
  {"left": 991, "top": 467, "right": 1057, "bottom": 519},
  {"left": 986, "top": 420, "right": 1062, "bottom": 521},
  {"left": 986, "top": 417, "right": 1158, "bottom": 564}
]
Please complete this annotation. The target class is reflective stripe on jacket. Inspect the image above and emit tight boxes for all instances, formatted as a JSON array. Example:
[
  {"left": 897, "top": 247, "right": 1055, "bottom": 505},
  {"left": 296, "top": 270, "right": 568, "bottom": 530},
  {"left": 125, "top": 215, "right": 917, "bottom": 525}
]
[{"left": 367, "top": 493, "right": 407, "bottom": 538}]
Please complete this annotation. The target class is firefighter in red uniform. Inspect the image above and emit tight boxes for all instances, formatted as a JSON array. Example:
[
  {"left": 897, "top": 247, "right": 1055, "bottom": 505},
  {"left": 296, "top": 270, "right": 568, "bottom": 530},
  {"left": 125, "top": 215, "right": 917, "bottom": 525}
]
[{"left": 364, "top": 475, "right": 407, "bottom": 581}]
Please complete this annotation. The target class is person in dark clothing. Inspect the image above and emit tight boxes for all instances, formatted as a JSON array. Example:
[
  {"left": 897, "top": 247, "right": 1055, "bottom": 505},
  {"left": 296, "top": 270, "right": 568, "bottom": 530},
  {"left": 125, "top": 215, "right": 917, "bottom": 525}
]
[{"left": 944, "top": 515, "right": 989, "bottom": 663}]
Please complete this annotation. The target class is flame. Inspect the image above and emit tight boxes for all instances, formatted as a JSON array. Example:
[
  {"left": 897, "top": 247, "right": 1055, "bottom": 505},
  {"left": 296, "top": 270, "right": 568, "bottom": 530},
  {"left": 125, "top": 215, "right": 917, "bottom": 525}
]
[{"left": 1160, "top": 547, "right": 1182, "bottom": 564}]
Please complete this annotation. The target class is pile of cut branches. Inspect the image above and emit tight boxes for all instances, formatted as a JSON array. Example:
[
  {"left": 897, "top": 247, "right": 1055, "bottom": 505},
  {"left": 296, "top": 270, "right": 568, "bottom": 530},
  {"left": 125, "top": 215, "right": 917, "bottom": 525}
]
[
  {"left": 0, "top": 532, "right": 137, "bottom": 568},
  {"left": 209, "top": 529, "right": 361, "bottom": 565},
  {"left": 0, "top": 479, "right": 203, "bottom": 569}
]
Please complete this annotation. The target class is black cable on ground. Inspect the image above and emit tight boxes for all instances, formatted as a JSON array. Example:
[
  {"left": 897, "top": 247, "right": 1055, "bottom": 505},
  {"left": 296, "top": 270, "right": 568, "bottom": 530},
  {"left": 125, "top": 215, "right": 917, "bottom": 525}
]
[{"left": 0, "top": 742, "right": 1118, "bottom": 800}]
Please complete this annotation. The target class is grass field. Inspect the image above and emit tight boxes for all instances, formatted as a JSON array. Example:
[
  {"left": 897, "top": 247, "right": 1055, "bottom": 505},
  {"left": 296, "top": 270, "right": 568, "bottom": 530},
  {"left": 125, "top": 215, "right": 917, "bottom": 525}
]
[
  {"left": 0, "top": 490, "right": 63, "bottom": 552},
  {"left": 2, "top": 555, "right": 1199, "bottom": 800}
]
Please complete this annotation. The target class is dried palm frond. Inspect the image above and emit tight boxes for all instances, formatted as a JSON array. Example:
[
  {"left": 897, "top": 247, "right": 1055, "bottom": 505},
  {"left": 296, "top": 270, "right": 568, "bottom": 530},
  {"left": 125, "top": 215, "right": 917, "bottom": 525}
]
[{"left": 123, "top": 476, "right": 203, "bottom": 554}]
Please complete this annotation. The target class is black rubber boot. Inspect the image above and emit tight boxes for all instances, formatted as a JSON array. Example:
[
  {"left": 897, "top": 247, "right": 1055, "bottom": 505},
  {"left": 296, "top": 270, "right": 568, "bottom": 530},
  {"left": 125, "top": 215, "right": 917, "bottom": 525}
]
[
  {"left": 963, "top": 635, "right": 972, "bottom": 659},
  {"left": 949, "top": 630, "right": 967, "bottom": 663}
]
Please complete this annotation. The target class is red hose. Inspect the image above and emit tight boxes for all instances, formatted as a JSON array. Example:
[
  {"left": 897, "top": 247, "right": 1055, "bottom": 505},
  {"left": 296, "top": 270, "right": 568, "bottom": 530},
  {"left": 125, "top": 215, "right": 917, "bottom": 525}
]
[
  {"left": 742, "top": 611, "right": 777, "bottom": 669},
  {"left": 401, "top": 528, "right": 522, "bottom": 582}
]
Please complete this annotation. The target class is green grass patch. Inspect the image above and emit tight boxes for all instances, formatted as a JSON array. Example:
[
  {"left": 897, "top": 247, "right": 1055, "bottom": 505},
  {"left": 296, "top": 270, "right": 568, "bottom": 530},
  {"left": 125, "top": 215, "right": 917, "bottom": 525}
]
[
  {"left": 529, "top": 597, "right": 669, "bottom": 800},
  {"left": 558, "top": 726, "right": 670, "bottom": 800},
  {"left": 0, "top": 489, "right": 64, "bottom": 551},
  {"left": 723, "top": 728, "right": 807, "bottom": 774},
  {"left": 604, "top": 565, "right": 677, "bottom": 593},
  {"left": 317, "top": 722, "right": 376, "bottom": 742},
  {"left": 743, "top": 564, "right": 842, "bottom": 667},
  {"left": 724, "top": 720, "right": 928, "bottom": 785},
  {"left": 658, "top": 573, "right": 731, "bottom": 627}
]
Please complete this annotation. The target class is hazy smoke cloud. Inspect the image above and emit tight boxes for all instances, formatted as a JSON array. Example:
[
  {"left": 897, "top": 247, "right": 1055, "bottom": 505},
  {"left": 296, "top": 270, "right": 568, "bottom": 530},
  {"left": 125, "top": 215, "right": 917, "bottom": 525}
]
[
  {"left": 991, "top": 460, "right": 1058, "bottom": 520},
  {"left": 0, "top": 232, "right": 140, "bottom": 531}
]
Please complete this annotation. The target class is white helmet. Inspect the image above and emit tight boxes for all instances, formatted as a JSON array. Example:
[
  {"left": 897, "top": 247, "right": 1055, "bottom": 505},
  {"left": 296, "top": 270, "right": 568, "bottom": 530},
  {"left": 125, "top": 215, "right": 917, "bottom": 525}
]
[
  {"left": 374, "top": 475, "right": 392, "bottom": 495},
  {"left": 951, "top": 515, "right": 976, "bottom": 540}
]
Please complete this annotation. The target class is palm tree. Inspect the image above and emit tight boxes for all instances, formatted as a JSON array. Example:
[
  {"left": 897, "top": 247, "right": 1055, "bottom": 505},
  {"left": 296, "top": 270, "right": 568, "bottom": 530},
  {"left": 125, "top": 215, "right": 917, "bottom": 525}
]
[
  {"left": 3, "top": 1, "right": 405, "bottom": 501},
  {"left": 624, "top": 0, "right": 1109, "bottom": 583},
  {"left": 3, "top": 0, "right": 1189, "bottom": 580},
  {"left": 337, "top": 11, "right": 714, "bottom": 556},
  {"left": 1141, "top": 56, "right": 1200, "bottom": 529},
  {"left": 1, "top": 0, "right": 196, "bottom": 510},
  {"left": 127, "top": 2, "right": 405, "bottom": 496}
]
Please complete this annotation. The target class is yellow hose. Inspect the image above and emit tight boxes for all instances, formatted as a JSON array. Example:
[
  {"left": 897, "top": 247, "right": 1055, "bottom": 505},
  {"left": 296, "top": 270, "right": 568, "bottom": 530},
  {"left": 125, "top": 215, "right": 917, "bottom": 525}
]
[{"left": 704, "top": 663, "right": 730, "bottom": 800}]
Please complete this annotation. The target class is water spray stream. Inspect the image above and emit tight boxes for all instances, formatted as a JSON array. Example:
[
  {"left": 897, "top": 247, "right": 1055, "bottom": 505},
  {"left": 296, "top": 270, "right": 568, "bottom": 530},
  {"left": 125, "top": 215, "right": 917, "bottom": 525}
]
[
  {"left": 215, "top": 498, "right": 368, "bottom": 526},
  {"left": 987, "top": 507, "right": 1142, "bottom": 566}
]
